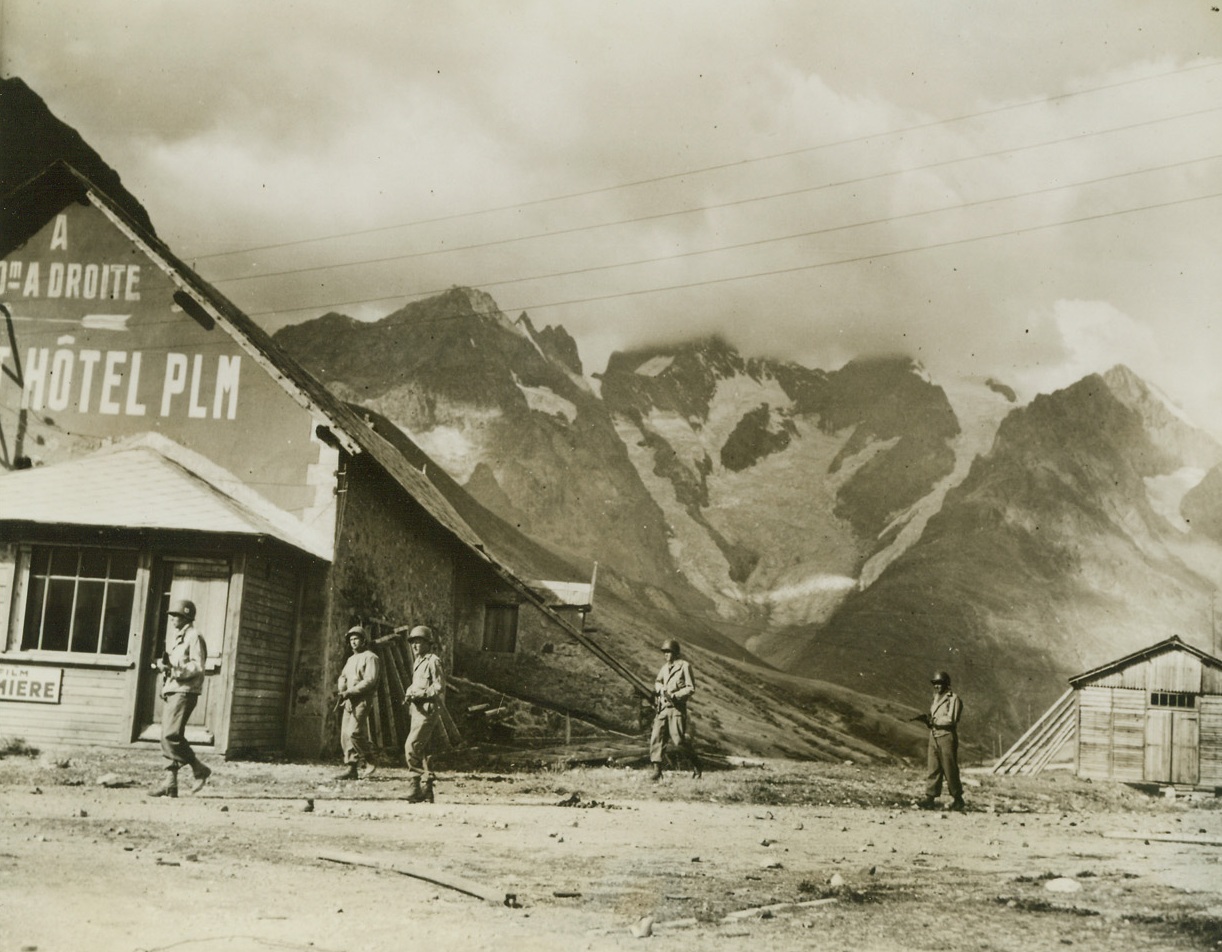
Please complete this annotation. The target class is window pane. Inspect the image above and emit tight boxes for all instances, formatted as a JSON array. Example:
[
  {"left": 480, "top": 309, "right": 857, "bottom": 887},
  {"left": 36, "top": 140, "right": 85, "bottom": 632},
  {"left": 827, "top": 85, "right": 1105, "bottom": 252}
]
[
  {"left": 71, "top": 580, "right": 104, "bottom": 653},
  {"left": 109, "top": 550, "right": 138, "bottom": 580},
  {"left": 41, "top": 578, "right": 75, "bottom": 651},
  {"left": 78, "top": 549, "right": 108, "bottom": 579},
  {"left": 21, "top": 576, "right": 47, "bottom": 650},
  {"left": 100, "top": 584, "right": 134, "bottom": 655},
  {"left": 48, "top": 548, "right": 79, "bottom": 576},
  {"left": 29, "top": 546, "right": 50, "bottom": 576}
]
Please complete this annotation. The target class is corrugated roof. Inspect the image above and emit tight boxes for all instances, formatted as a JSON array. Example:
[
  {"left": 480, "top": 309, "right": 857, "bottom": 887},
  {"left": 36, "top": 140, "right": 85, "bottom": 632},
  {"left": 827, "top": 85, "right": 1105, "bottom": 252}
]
[
  {"left": 1068, "top": 635, "right": 1222, "bottom": 686},
  {"left": 0, "top": 434, "right": 332, "bottom": 559}
]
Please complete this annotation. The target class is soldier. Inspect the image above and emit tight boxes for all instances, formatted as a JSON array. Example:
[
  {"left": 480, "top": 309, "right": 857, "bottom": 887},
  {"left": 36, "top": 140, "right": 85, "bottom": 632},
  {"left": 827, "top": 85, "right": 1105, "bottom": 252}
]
[
  {"left": 149, "top": 600, "right": 212, "bottom": 797},
  {"left": 649, "top": 639, "right": 702, "bottom": 780},
  {"left": 917, "top": 670, "right": 965, "bottom": 811},
  {"left": 403, "top": 625, "right": 444, "bottom": 803},
  {"left": 335, "top": 625, "right": 380, "bottom": 781}
]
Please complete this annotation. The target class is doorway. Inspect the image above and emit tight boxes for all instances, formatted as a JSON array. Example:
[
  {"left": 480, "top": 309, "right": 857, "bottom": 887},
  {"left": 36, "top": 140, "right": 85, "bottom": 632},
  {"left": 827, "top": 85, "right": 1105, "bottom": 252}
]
[
  {"left": 136, "top": 558, "right": 231, "bottom": 746},
  {"left": 1144, "top": 706, "right": 1200, "bottom": 785}
]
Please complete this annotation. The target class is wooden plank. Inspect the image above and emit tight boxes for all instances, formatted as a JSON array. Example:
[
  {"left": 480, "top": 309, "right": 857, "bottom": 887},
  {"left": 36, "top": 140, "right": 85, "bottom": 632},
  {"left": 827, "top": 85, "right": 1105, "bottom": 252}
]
[{"left": 318, "top": 851, "right": 516, "bottom": 906}]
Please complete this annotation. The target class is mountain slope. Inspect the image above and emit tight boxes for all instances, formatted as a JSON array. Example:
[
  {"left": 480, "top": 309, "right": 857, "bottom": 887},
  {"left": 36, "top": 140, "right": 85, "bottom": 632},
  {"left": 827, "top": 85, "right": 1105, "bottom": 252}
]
[{"left": 786, "top": 370, "right": 1222, "bottom": 743}]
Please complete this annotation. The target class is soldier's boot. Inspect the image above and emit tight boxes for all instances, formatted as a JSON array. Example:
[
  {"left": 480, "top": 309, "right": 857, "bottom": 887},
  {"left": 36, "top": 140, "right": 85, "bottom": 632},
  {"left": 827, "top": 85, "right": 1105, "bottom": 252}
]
[
  {"left": 689, "top": 751, "right": 703, "bottom": 780},
  {"left": 649, "top": 762, "right": 663, "bottom": 781},
  {"left": 334, "top": 763, "right": 359, "bottom": 781},
  {"left": 950, "top": 797, "right": 966, "bottom": 812},
  {"left": 358, "top": 762, "right": 377, "bottom": 780},
  {"left": 422, "top": 778, "right": 435, "bottom": 803},
  {"left": 405, "top": 776, "right": 427, "bottom": 803},
  {"left": 916, "top": 797, "right": 937, "bottom": 810},
  {"left": 149, "top": 772, "right": 179, "bottom": 798},
  {"left": 190, "top": 764, "right": 212, "bottom": 794}
]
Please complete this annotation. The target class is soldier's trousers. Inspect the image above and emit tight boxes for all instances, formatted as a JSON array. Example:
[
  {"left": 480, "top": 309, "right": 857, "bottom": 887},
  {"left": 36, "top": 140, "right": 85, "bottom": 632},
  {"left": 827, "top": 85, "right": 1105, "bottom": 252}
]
[
  {"left": 650, "top": 708, "right": 695, "bottom": 764},
  {"left": 340, "top": 698, "right": 374, "bottom": 766},
  {"left": 925, "top": 731, "right": 962, "bottom": 799},
  {"left": 161, "top": 691, "right": 204, "bottom": 775},
  {"left": 405, "top": 705, "right": 439, "bottom": 779}
]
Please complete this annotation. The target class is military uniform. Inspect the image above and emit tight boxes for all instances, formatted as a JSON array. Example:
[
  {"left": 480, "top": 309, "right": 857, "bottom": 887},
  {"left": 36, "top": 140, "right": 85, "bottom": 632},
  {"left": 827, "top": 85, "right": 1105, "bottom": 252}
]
[
  {"left": 924, "top": 683, "right": 964, "bottom": 807},
  {"left": 403, "top": 626, "right": 444, "bottom": 802},
  {"left": 649, "top": 641, "right": 701, "bottom": 778},
  {"left": 336, "top": 627, "right": 380, "bottom": 779},
  {"left": 150, "top": 600, "right": 211, "bottom": 797}
]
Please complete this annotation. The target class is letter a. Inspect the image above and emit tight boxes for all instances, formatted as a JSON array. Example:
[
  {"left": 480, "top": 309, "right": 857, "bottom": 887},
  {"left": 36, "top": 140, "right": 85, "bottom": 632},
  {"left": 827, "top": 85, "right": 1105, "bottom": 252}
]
[{"left": 50, "top": 214, "right": 69, "bottom": 251}]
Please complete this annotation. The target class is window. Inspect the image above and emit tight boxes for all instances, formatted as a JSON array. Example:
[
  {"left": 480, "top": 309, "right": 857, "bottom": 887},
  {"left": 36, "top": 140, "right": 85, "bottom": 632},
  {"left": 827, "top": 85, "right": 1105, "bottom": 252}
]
[
  {"left": 1150, "top": 691, "right": 1196, "bottom": 709},
  {"left": 19, "top": 545, "right": 138, "bottom": 656},
  {"left": 482, "top": 604, "right": 519, "bottom": 653}
]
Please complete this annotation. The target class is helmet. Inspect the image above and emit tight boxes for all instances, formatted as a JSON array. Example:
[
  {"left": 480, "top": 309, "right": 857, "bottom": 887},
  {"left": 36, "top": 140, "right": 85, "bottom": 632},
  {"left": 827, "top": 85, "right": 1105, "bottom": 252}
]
[
  {"left": 346, "top": 625, "right": 369, "bottom": 644},
  {"left": 407, "top": 625, "right": 434, "bottom": 643},
  {"left": 660, "top": 639, "right": 680, "bottom": 654},
  {"left": 930, "top": 670, "right": 951, "bottom": 686},
  {"left": 168, "top": 599, "right": 196, "bottom": 621}
]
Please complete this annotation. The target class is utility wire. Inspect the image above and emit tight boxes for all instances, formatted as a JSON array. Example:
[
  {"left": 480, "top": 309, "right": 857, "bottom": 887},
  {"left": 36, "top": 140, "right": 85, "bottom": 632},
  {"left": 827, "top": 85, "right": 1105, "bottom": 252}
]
[
  {"left": 188, "top": 58, "right": 1222, "bottom": 262},
  {"left": 246, "top": 184, "right": 1222, "bottom": 318},
  {"left": 209, "top": 103, "right": 1222, "bottom": 286}
]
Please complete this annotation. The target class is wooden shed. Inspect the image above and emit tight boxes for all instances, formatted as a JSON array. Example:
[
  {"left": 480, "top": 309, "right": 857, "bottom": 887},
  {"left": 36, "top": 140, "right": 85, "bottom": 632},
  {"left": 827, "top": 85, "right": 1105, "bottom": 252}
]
[
  {"left": 1072, "top": 636, "right": 1222, "bottom": 788},
  {"left": 993, "top": 635, "right": 1222, "bottom": 788}
]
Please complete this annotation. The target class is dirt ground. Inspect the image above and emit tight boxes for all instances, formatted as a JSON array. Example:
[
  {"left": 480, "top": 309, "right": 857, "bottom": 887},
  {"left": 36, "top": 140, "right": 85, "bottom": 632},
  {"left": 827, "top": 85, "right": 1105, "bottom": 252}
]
[{"left": 1, "top": 748, "right": 1220, "bottom": 952}]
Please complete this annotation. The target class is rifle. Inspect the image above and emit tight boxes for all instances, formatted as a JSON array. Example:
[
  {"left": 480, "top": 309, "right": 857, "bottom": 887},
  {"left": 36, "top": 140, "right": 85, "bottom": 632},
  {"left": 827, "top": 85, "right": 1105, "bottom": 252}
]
[{"left": 909, "top": 713, "right": 932, "bottom": 728}]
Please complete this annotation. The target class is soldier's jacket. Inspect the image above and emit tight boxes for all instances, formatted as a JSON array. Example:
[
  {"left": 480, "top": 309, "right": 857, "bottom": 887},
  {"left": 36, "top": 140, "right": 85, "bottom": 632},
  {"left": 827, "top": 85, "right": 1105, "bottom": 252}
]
[
  {"left": 338, "top": 649, "right": 380, "bottom": 702},
  {"left": 929, "top": 690, "right": 963, "bottom": 736},
  {"left": 654, "top": 659, "right": 695, "bottom": 712},
  {"left": 406, "top": 652, "right": 445, "bottom": 715}
]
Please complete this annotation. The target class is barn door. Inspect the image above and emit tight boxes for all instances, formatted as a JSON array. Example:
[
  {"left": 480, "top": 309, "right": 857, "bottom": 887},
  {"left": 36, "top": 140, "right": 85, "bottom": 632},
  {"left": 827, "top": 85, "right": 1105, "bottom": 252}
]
[
  {"left": 136, "top": 558, "right": 231, "bottom": 745},
  {"left": 1144, "top": 710, "right": 1172, "bottom": 782},
  {"left": 1144, "top": 708, "right": 1200, "bottom": 785},
  {"left": 1170, "top": 713, "right": 1199, "bottom": 785}
]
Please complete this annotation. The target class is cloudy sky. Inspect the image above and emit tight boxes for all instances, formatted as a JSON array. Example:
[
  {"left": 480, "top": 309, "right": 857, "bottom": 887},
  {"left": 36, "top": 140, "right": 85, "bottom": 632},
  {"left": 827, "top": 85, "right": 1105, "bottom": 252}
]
[{"left": 5, "top": 1, "right": 1221, "bottom": 435}]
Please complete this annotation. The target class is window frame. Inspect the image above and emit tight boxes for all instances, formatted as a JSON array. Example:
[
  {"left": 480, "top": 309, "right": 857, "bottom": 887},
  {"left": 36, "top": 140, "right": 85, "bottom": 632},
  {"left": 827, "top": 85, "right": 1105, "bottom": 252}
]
[
  {"left": 1149, "top": 691, "right": 1197, "bottom": 710},
  {"left": 5, "top": 542, "right": 146, "bottom": 667},
  {"left": 481, "top": 603, "right": 520, "bottom": 653}
]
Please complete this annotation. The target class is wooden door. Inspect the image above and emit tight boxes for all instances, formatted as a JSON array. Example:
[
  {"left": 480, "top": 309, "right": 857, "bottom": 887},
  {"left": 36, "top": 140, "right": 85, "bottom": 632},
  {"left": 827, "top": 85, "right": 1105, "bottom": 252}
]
[
  {"left": 1144, "top": 710, "right": 1172, "bottom": 782},
  {"left": 1170, "top": 712, "right": 1199, "bottom": 785},
  {"left": 137, "top": 558, "right": 231, "bottom": 745}
]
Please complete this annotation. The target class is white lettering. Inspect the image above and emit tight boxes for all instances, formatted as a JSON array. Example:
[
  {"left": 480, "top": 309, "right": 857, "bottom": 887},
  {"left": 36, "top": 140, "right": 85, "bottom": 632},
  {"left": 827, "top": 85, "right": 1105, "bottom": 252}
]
[
  {"left": 125, "top": 265, "right": 140, "bottom": 301},
  {"left": 47, "top": 262, "right": 64, "bottom": 298},
  {"left": 99, "top": 264, "right": 111, "bottom": 300},
  {"left": 47, "top": 349, "right": 74, "bottom": 411},
  {"left": 50, "top": 214, "right": 68, "bottom": 250},
  {"left": 21, "top": 348, "right": 48, "bottom": 410},
  {"left": 188, "top": 354, "right": 207, "bottom": 419},
  {"left": 99, "top": 351, "right": 126, "bottom": 415},
  {"left": 125, "top": 352, "right": 147, "bottom": 416},
  {"left": 161, "top": 353, "right": 188, "bottom": 416},
  {"left": 22, "top": 263, "right": 40, "bottom": 297},
  {"left": 77, "top": 350, "right": 101, "bottom": 413},
  {"left": 213, "top": 355, "right": 240, "bottom": 420},
  {"left": 3, "top": 261, "right": 20, "bottom": 291},
  {"left": 82, "top": 264, "right": 98, "bottom": 299},
  {"left": 65, "top": 263, "right": 81, "bottom": 298}
]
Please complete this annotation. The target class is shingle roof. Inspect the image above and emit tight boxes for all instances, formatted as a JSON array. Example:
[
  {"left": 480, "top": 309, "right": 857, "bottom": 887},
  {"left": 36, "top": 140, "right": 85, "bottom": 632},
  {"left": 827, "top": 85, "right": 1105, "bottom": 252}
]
[{"left": 0, "top": 433, "right": 331, "bottom": 558}]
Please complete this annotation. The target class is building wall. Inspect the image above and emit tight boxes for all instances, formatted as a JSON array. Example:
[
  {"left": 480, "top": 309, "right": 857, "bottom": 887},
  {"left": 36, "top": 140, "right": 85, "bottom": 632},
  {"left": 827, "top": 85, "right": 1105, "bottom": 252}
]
[
  {"left": 1077, "top": 685, "right": 1145, "bottom": 781},
  {"left": 312, "top": 454, "right": 463, "bottom": 757},
  {"left": 452, "top": 567, "right": 640, "bottom": 732},
  {"left": 1200, "top": 695, "right": 1222, "bottom": 787}
]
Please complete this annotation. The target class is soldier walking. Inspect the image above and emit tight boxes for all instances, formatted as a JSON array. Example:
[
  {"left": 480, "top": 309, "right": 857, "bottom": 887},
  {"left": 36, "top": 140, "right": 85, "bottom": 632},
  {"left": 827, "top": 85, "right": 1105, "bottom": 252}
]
[
  {"left": 149, "top": 600, "right": 212, "bottom": 797},
  {"left": 917, "top": 670, "right": 965, "bottom": 811},
  {"left": 403, "top": 625, "right": 444, "bottom": 803},
  {"left": 335, "top": 625, "right": 380, "bottom": 781},
  {"left": 649, "top": 639, "right": 702, "bottom": 780}
]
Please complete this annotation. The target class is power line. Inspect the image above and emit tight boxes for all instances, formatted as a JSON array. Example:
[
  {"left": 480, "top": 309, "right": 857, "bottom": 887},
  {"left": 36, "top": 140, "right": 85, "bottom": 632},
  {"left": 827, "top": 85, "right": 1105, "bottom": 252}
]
[
  {"left": 258, "top": 152, "right": 1222, "bottom": 305},
  {"left": 246, "top": 185, "right": 1222, "bottom": 319},
  {"left": 209, "top": 103, "right": 1222, "bottom": 287},
  {"left": 188, "top": 58, "right": 1222, "bottom": 262}
]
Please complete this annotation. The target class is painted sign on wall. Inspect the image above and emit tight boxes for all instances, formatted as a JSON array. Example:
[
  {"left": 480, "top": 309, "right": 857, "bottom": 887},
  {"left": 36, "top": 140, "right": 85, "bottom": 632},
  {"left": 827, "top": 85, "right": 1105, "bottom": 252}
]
[{"left": 0, "top": 202, "right": 328, "bottom": 518}]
